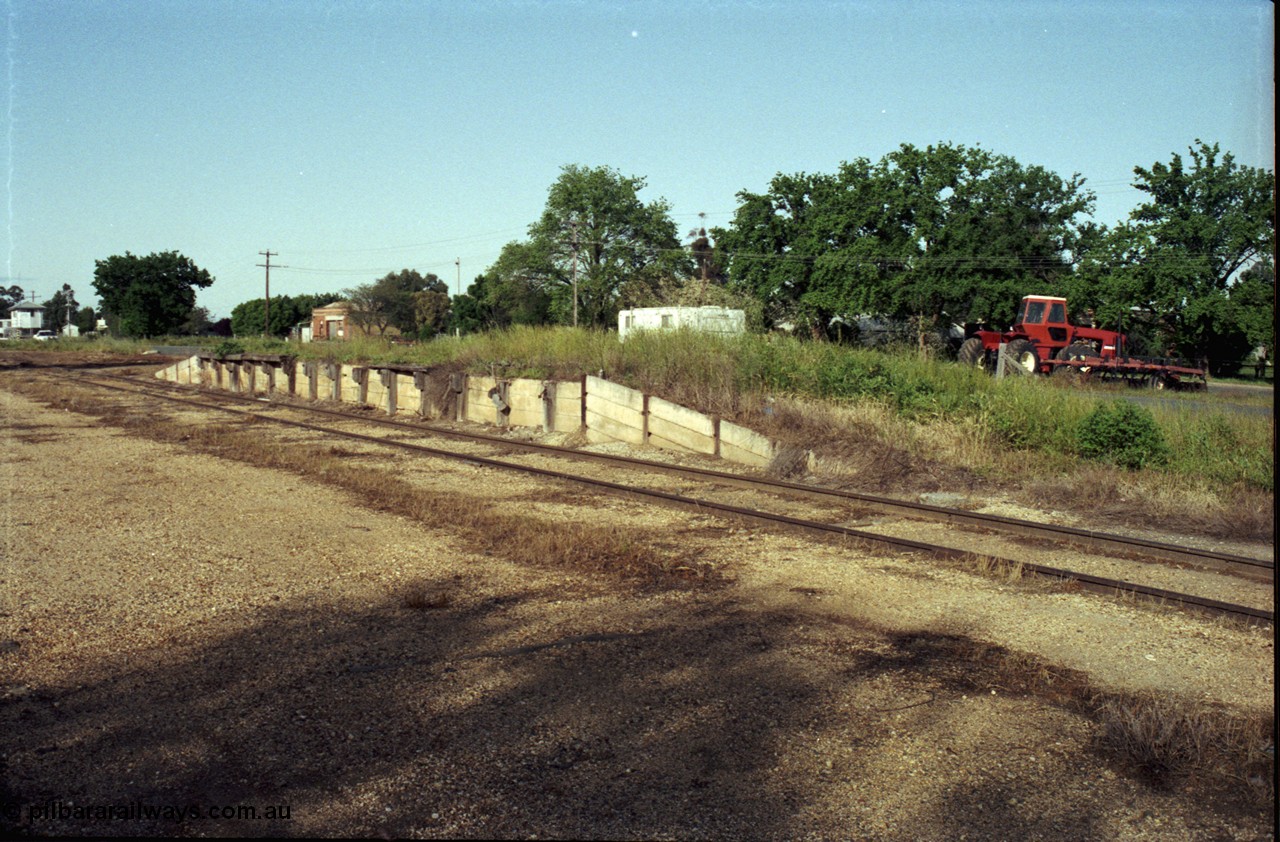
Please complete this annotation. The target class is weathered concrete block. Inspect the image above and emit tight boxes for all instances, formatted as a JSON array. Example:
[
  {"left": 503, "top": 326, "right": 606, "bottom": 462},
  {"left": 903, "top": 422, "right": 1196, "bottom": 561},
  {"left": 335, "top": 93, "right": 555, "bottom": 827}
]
[
  {"left": 364, "top": 370, "right": 390, "bottom": 411},
  {"left": 550, "top": 381, "right": 582, "bottom": 431},
  {"left": 396, "top": 379, "right": 422, "bottom": 417},
  {"left": 719, "top": 420, "right": 774, "bottom": 467},
  {"left": 584, "top": 377, "right": 644, "bottom": 447},
  {"left": 340, "top": 367, "right": 363, "bottom": 403},
  {"left": 648, "top": 415, "right": 715, "bottom": 455},
  {"left": 586, "top": 375, "right": 643, "bottom": 412},
  {"left": 316, "top": 368, "right": 336, "bottom": 401},
  {"left": 647, "top": 397, "right": 716, "bottom": 455},
  {"left": 464, "top": 375, "right": 499, "bottom": 425},
  {"left": 585, "top": 407, "right": 645, "bottom": 445},
  {"left": 507, "top": 378, "right": 544, "bottom": 428}
]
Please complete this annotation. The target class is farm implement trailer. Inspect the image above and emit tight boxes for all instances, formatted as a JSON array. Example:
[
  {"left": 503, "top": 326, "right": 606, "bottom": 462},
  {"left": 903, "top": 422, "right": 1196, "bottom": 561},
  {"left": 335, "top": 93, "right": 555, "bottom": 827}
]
[{"left": 958, "top": 295, "right": 1208, "bottom": 390}]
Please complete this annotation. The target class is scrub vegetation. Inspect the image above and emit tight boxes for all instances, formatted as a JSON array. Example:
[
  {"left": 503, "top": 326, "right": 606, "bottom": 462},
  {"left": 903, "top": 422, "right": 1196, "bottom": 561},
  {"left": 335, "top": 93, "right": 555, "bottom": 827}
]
[{"left": 25, "top": 323, "right": 1275, "bottom": 540}]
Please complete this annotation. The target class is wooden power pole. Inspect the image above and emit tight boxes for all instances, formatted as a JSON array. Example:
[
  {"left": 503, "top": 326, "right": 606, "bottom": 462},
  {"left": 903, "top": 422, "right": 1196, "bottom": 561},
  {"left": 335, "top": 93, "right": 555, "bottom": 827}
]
[{"left": 256, "top": 250, "right": 279, "bottom": 338}]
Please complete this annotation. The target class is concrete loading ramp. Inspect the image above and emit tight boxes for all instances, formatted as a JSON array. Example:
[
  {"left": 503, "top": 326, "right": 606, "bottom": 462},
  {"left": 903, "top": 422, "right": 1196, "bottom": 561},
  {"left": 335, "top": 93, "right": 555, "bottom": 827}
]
[{"left": 158, "top": 355, "right": 777, "bottom": 469}]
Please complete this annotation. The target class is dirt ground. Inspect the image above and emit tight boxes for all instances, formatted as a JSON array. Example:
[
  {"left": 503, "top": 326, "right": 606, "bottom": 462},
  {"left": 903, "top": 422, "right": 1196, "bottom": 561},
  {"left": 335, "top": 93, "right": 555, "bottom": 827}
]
[{"left": 0, "top": 363, "right": 1275, "bottom": 839}]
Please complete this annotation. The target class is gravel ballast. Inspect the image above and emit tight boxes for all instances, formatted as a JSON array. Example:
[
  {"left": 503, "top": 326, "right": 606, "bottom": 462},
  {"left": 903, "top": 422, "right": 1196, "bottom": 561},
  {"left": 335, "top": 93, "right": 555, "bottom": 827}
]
[{"left": 1, "top": 378, "right": 1274, "bottom": 839}]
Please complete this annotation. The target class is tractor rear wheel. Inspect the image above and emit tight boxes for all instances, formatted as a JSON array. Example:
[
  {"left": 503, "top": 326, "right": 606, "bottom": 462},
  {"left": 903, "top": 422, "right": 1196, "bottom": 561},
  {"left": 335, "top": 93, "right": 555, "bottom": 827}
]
[
  {"left": 957, "top": 337, "right": 988, "bottom": 370},
  {"left": 1002, "top": 338, "right": 1040, "bottom": 376},
  {"left": 1056, "top": 343, "right": 1095, "bottom": 362},
  {"left": 1053, "top": 343, "right": 1094, "bottom": 380}
]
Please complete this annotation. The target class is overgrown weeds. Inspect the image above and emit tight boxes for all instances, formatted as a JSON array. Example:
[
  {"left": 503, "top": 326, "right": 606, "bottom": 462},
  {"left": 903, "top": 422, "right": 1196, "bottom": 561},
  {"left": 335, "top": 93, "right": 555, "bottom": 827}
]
[
  {"left": 16, "top": 329, "right": 1274, "bottom": 533},
  {"left": 877, "top": 630, "right": 1274, "bottom": 808}
]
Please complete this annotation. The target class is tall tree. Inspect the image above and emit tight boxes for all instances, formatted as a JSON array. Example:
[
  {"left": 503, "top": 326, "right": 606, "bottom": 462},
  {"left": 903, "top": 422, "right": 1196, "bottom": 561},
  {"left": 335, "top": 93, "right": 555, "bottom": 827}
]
[
  {"left": 41, "top": 284, "right": 79, "bottom": 332},
  {"left": 411, "top": 274, "right": 451, "bottom": 338},
  {"left": 1077, "top": 141, "right": 1274, "bottom": 366},
  {"left": 716, "top": 144, "right": 1094, "bottom": 340},
  {"left": 92, "top": 251, "right": 214, "bottom": 337},
  {"left": 449, "top": 260, "right": 551, "bottom": 335},
  {"left": 345, "top": 269, "right": 436, "bottom": 336},
  {"left": 491, "top": 165, "right": 690, "bottom": 328},
  {"left": 0, "top": 284, "right": 23, "bottom": 319}
]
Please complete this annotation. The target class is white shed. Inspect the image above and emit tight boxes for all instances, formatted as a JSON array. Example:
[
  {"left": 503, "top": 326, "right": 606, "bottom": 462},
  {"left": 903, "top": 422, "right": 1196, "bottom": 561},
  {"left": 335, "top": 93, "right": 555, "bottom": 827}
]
[{"left": 618, "top": 306, "right": 746, "bottom": 342}]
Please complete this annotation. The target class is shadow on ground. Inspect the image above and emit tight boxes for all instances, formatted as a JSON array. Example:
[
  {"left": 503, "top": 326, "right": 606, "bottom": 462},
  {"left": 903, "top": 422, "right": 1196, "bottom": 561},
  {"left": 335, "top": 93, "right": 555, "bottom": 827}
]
[{"left": 0, "top": 573, "right": 1259, "bottom": 839}]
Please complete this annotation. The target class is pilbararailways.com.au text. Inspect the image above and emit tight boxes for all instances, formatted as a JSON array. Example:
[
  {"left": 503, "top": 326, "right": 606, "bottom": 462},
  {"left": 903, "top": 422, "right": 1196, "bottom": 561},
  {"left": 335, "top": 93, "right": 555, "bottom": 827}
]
[{"left": 2, "top": 799, "right": 293, "bottom": 825}]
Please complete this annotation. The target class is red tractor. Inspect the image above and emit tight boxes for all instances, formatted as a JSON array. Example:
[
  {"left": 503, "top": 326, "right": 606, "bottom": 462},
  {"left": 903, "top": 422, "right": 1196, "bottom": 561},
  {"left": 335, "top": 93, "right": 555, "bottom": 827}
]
[{"left": 957, "top": 295, "right": 1206, "bottom": 389}]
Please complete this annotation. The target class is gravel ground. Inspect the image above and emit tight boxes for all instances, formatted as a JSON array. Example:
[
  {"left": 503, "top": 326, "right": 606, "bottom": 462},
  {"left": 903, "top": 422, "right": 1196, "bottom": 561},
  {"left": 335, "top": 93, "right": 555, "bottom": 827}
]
[{"left": 1, "top": 374, "right": 1275, "bottom": 839}]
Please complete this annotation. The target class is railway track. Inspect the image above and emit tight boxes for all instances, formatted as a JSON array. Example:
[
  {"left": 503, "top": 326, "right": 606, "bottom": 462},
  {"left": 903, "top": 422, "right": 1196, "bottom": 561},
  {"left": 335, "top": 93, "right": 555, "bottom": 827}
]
[{"left": 63, "top": 371, "right": 1277, "bottom": 626}]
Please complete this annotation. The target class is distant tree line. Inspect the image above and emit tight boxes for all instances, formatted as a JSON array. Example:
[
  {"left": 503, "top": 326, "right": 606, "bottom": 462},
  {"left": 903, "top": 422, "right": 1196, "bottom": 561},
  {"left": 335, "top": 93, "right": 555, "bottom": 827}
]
[{"left": 92, "top": 140, "right": 1269, "bottom": 371}]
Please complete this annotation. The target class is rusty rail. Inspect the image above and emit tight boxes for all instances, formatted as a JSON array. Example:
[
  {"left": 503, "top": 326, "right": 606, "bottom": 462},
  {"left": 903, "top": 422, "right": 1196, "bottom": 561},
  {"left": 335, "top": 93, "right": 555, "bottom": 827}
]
[{"left": 68, "top": 373, "right": 1275, "bottom": 627}]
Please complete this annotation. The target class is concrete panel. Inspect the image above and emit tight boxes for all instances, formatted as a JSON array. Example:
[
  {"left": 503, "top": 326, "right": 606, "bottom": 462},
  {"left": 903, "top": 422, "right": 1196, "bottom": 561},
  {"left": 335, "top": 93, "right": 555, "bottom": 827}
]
[
  {"left": 507, "top": 379, "right": 544, "bottom": 428},
  {"left": 585, "top": 407, "right": 645, "bottom": 445},
  {"left": 647, "top": 431, "right": 697, "bottom": 454},
  {"left": 296, "top": 365, "right": 313, "bottom": 399},
  {"left": 258, "top": 364, "right": 270, "bottom": 393},
  {"left": 272, "top": 365, "right": 293, "bottom": 397},
  {"left": 720, "top": 420, "right": 774, "bottom": 466},
  {"left": 550, "top": 381, "right": 583, "bottom": 431},
  {"left": 586, "top": 375, "right": 643, "bottom": 412},
  {"left": 648, "top": 396, "right": 716, "bottom": 438},
  {"left": 648, "top": 414, "right": 716, "bottom": 455},
  {"left": 464, "top": 375, "right": 499, "bottom": 425},
  {"left": 365, "top": 372, "right": 390, "bottom": 411},
  {"left": 396, "top": 380, "right": 423, "bottom": 417},
  {"left": 585, "top": 394, "right": 644, "bottom": 437},
  {"left": 340, "top": 367, "right": 363, "bottom": 403},
  {"left": 316, "top": 369, "right": 335, "bottom": 401}
]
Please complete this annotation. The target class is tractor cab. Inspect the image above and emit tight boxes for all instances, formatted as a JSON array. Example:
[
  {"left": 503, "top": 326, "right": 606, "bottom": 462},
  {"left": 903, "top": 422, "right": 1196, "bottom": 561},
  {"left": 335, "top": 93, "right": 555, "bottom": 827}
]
[{"left": 1013, "top": 295, "right": 1071, "bottom": 348}]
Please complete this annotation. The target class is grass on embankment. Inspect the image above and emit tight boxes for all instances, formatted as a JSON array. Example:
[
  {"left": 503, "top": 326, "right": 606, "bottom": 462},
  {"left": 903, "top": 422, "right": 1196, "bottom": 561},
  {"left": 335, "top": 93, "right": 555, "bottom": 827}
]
[{"left": 41, "top": 328, "right": 1275, "bottom": 538}]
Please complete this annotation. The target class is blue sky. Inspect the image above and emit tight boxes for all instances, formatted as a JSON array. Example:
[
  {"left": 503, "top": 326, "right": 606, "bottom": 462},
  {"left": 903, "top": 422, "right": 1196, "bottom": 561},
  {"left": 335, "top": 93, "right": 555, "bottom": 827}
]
[{"left": 5, "top": 0, "right": 1274, "bottom": 319}]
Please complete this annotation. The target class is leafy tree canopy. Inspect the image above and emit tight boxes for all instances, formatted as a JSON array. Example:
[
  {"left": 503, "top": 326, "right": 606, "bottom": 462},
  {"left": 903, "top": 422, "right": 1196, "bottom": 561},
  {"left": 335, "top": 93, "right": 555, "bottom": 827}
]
[
  {"left": 230, "top": 292, "right": 340, "bottom": 337},
  {"left": 1074, "top": 140, "right": 1274, "bottom": 366},
  {"left": 715, "top": 143, "right": 1095, "bottom": 340},
  {"left": 92, "top": 251, "right": 214, "bottom": 337},
  {"left": 0, "top": 284, "right": 23, "bottom": 319},
  {"left": 41, "top": 284, "right": 78, "bottom": 332},
  {"left": 486, "top": 164, "right": 690, "bottom": 328},
  {"left": 345, "top": 270, "right": 445, "bottom": 336}
]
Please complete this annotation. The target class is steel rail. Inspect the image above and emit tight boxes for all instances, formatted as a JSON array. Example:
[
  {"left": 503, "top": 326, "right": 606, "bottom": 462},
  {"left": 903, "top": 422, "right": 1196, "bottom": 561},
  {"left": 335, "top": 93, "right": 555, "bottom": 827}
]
[
  {"left": 118, "top": 371, "right": 1273, "bottom": 582},
  {"left": 71, "top": 375, "right": 1274, "bottom": 626}
]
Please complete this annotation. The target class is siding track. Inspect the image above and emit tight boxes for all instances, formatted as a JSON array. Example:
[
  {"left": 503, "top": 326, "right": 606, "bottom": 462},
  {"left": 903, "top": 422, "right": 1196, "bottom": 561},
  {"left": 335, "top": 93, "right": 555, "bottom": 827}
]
[{"left": 71, "top": 371, "right": 1275, "bottom": 626}]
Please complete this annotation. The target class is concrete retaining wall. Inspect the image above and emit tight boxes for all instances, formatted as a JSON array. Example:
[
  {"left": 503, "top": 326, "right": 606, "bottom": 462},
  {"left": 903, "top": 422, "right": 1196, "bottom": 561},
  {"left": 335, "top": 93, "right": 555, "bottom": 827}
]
[{"left": 162, "top": 356, "right": 777, "bottom": 469}]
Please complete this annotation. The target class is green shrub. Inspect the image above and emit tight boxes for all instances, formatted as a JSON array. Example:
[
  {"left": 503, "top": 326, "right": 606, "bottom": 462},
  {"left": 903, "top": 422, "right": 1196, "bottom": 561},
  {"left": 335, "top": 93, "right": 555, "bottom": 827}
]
[
  {"left": 1077, "top": 400, "right": 1171, "bottom": 469},
  {"left": 210, "top": 340, "right": 246, "bottom": 358}
]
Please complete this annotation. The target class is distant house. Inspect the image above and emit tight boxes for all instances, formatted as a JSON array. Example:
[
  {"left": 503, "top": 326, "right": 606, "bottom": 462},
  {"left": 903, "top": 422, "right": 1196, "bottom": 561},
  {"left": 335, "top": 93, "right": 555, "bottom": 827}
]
[
  {"left": 310, "top": 301, "right": 352, "bottom": 341},
  {"left": 1, "top": 301, "right": 46, "bottom": 339},
  {"left": 309, "top": 300, "right": 403, "bottom": 341},
  {"left": 617, "top": 306, "right": 746, "bottom": 342}
]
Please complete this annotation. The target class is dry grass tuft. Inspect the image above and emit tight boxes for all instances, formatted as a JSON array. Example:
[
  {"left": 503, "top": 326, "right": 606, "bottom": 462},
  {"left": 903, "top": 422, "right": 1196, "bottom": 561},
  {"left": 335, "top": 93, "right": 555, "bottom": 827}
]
[
  {"left": 893, "top": 630, "right": 1275, "bottom": 808},
  {"left": 402, "top": 581, "right": 451, "bottom": 611},
  {"left": 1092, "top": 691, "right": 1275, "bottom": 801}
]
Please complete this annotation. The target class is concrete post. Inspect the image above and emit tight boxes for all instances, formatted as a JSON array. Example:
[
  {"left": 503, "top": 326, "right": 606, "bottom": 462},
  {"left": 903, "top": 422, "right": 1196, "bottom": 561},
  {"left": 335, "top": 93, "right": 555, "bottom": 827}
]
[
  {"left": 414, "top": 371, "right": 430, "bottom": 417},
  {"left": 328, "top": 363, "right": 341, "bottom": 401},
  {"left": 381, "top": 369, "right": 396, "bottom": 416},
  {"left": 354, "top": 367, "right": 369, "bottom": 405}
]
